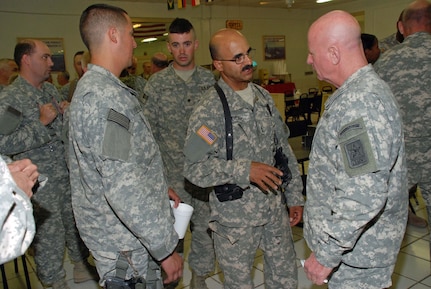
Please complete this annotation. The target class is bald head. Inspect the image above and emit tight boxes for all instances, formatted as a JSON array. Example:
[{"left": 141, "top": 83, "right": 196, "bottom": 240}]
[
  {"left": 210, "top": 29, "right": 247, "bottom": 61},
  {"left": 400, "top": 0, "right": 431, "bottom": 36},
  {"left": 307, "top": 10, "right": 367, "bottom": 87}
]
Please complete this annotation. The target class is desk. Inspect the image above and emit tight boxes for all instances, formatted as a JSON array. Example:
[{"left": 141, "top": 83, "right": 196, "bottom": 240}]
[
  {"left": 288, "top": 136, "right": 310, "bottom": 175},
  {"left": 265, "top": 82, "right": 296, "bottom": 95}
]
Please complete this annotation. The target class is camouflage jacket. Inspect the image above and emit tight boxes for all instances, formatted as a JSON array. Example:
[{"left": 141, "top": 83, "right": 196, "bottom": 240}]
[
  {"left": 0, "top": 76, "right": 67, "bottom": 168},
  {"left": 69, "top": 64, "right": 178, "bottom": 260},
  {"left": 304, "top": 65, "right": 407, "bottom": 269},
  {"left": 144, "top": 64, "right": 215, "bottom": 196},
  {"left": 0, "top": 156, "right": 35, "bottom": 264},
  {"left": 183, "top": 78, "right": 304, "bottom": 228},
  {"left": 374, "top": 31, "right": 431, "bottom": 138}
]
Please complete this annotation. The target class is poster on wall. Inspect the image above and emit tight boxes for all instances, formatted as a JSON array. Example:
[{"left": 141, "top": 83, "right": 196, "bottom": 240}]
[
  {"left": 263, "top": 35, "right": 285, "bottom": 61},
  {"left": 17, "top": 38, "right": 66, "bottom": 72}
]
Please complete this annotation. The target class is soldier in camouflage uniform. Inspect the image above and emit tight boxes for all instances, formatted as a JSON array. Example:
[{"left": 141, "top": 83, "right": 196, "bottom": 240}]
[
  {"left": 0, "top": 39, "right": 94, "bottom": 289},
  {"left": 69, "top": 4, "right": 183, "bottom": 288},
  {"left": 183, "top": 28, "right": 304, "bottom": 289},
  {"left": 144, "top": 18, "right": 216, "bottom": 289},
  {"left": 303, "top": 11, "right": 407, "bottom": 289},
  {"left": 375, "top": 0, "right": 431, "bottom": 259},
  {"left": 0, "top": 157, "right": 38, "bottom": 264},
  {"left": 378, "top": 10, "right": 404, "bottom": 53}
]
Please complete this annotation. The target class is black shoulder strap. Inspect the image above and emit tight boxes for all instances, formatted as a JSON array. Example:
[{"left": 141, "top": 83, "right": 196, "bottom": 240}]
[{"left": 214, "top": 83, "right": 233, "bottom": 160}]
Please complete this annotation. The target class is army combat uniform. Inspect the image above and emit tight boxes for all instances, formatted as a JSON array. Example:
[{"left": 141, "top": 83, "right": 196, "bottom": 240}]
[
  {"left": 0, "top": 155, "right": 35, "bottom": 264},
  {"left": 144, "top": 63, "right": 216, "bottom": 277},
  {"left": 183, "top": 79, "right": 304, "bottom": 289},
  {"left": 69, "top": 64, "right": 178, "bottom": 287},
  {"left": 0, "top": 76, "right": 89, "bottom": 285},
  {"left": 375, "top": 31, "right": 431, "bottom": 260},
  {"left": 304, "top": 65, "right": 407, "bottom": 289}
]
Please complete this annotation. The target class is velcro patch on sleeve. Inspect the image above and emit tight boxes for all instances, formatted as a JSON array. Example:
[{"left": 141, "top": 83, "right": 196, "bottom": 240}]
[
  {"left": 107, "top": 109, "right": 130, "bottom": 130},
  {"left": 338, "top": 118, "right": 377, "bottom": 177},
  {"left": 102, "top": 109, "right": 131, "bottom": 161},
  {"left": 0, "top": 106, "right": 22, "bottom": 135}
]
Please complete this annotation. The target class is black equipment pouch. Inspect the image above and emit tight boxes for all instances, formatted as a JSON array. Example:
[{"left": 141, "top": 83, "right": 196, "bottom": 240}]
[
  {"left": 213, "top": 83, "right": 243, "bottom": 202},
  {"left": 105, "top": 276, "right": 146, "bottom": 289},
  {"left": 214, "top": 184, "right": 244, "bottom": 202},
  {"left": 274, "top": 147, "right": 292, "bottom": 185}
]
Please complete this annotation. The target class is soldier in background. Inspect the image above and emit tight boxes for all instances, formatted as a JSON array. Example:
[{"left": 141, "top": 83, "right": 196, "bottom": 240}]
[
  {"left": 0, "top": 39, "right": 95, "bottom": 289},
  {"left": 144, "top": 18, "right": 216, "bottom": 289},
  {"left": 0, "top": 58, "right": 18, "bottom": 91},
  {"left": 303, "top": 10, "right": 407, "bottom": 288},
  {"left": 60, "top": 50, "right": 84, "bottom": 102},
  {"left": 183, "top": 28, "right": 304, "bottom": 289},
  {"left": 69, "top": 4, "right": 182, "bottom": 288},
  {"left": 375, "top": 0, "right": 431, "bottom": 259}
]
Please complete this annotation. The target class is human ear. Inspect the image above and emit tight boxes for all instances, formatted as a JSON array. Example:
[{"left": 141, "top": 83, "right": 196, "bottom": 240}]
[{"left": 328, "top": 46, "right": 340, "bottom": 65}]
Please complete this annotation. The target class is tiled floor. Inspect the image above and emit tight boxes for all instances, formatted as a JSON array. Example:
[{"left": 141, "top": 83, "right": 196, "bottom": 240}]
[{"left": 1, "top": 194, "right": 430, "bottom": 289}]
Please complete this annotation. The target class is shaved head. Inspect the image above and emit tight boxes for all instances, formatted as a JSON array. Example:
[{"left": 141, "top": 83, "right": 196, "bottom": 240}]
[{"left": 307, "top": 10, "right": 367, "bottom": 87}]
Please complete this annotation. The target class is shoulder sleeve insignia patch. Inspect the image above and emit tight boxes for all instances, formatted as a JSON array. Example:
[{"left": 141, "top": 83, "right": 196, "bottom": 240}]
[
  {"left": 197, "top": 125, "right": 217, "bottom": 145},
  {"left": 338, "top": 117, "right": 377, "bottom": 177}
]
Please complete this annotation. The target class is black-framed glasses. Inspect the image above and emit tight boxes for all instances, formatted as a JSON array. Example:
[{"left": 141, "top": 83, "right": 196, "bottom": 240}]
[{"left": 216, "top": 48, "right": 255, "bottom": 64}]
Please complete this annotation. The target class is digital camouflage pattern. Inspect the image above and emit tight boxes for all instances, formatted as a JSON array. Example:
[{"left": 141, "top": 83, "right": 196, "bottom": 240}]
[
  {"left": 303, "top": 65, "right": 407, "bottom": 289},
  {"left": 0, "top": 76, "right": 88, "bottom": 285},
  {"left": 69, "top": 64, "right": 178, "bottom": 285},
  {"left": 375, "top": 30, "right": 431, "bottom": 261},
  {"left": 183, "top": 78, "right": 304, "bottom": 288},
  {"left": 0, "top": 156, "right": 35, "bottom": 264},
  {"left": 120, "top": 74, "right": 147, "bottom": 106},
  {"left": 144, "top": 63, "right": 216, "bottom": 276},
  {"left": 378, "top": 33, "right": 401, "bottom": 53}
]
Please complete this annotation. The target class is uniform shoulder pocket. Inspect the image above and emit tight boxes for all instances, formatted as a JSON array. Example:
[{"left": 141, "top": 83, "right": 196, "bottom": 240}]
[
  {"left": 0, "top": 106, "right": 22, "bottom": 135},
  {"left": 102, "top": 109, "right": 131, "bottom": 161}
]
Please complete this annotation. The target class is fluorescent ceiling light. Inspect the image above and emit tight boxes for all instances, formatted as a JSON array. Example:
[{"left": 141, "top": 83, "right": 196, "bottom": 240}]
[
  {"left": 316, "top": 0, "right": 332, "bottom": 3},
  {"left": 142, "top": 37, "right": 157, "bottom": 43}
]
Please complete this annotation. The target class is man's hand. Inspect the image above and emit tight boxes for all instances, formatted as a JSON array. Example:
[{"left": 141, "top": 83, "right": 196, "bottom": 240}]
[
  {"left": 8, "top": 159, "right": 39, "bottom": 198},
  {"left": 168, "top": 187, "right": 181, "bottom": 208},
  {"left": 39, "top": 103, "right": 58, "bottom": 125},
  {"left": 59, "top": 100, "right": 70, "bottom": 114},
  {"left": 304, "top": 253, "right": 333, "bottom": 285},
  {"left": 161, "top": 252, "right": 183, "bottom": 284},
  {"left": 288, "top": 206, "right": 303, "bottom": 227},
  {"left": 250, "top": 161, "right": 282, "bottom": 192}
]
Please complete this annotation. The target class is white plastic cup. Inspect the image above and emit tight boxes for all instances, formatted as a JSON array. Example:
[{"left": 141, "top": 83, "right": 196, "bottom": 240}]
[{"left": 169, "top": 201, "right": 194, "bottom": 239}]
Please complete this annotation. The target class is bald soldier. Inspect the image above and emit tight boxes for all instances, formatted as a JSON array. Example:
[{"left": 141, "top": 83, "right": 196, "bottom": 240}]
[
  {"left": 183, "top": 28, "right": 304, "bottom": 289},
  {"left": 303, "top": 11, "right": 407, "bottom": 288}
]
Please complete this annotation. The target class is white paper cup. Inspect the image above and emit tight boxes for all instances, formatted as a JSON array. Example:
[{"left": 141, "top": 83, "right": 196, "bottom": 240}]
[{"left": 169, "top": 201, "right": 194, "bottom": 239}]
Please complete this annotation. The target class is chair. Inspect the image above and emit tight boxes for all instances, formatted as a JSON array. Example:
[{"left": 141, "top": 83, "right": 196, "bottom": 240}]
[
  {"left": 409, "top": 184, "right": 420, "bottom": 214},
  {"left": 308, "top": 87, "right": 318, "bottom": 96},
  {"left": 286, "top": 93, "right": 310, "bottom": 123},
  {"left": 308, "top": 92, "right": 323, "bottom": 122},
  {"left": 286, "top": 120, "right": 308, "bottom": 138},
  {"left": 322, "top": 85, "right": 333, "bottom": 93},
  {"left": 0, "top": 255, "right": 32, "bottom": 289}
]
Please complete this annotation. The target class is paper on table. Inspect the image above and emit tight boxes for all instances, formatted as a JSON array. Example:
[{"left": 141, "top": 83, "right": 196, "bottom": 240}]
[{"left": 300, "top": 259, "right": 328, "bottom": 284}]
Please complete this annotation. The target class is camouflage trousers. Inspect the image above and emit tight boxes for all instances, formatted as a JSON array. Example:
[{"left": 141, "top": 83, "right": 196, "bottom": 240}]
[
  {"left": 172, "top": 179, "right": 215, "bottom": 276},
  {"left": 32, "top": 166, "right": 88, "bottom": 285},
  {"left": 328, "top": 262, "right": 394, "bottom": 289},
  {"left": 212, "top": 204, "right": 297, "bottom": 289},
  {"left": 405, "top": 137, "right": 431, "bottom": 205},
  {"left": 405, "top": 137, "right": 431, "bottom": 264},
  {"left": 92, "top": 247, "right": 163, "bottom": 288}
]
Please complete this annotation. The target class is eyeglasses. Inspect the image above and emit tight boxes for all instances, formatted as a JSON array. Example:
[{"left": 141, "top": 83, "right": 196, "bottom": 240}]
[{"left": 216, "top": 48, "right": 255, "bottom": 64}]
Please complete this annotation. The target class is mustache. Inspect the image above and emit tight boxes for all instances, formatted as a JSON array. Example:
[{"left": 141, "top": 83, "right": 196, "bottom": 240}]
[{"left": 242, "top": 64, "right": 253, "bottom": 71}]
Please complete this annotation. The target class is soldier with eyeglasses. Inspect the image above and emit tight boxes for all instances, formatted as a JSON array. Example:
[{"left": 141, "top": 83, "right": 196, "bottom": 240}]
[{"left": 183, "top": 28, "right": 304, "bottom": 289}]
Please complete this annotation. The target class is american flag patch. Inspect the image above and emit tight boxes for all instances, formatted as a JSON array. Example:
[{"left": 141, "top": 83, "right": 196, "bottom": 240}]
[{"left": 197, "top": 125, "right": 217, "bottom": 145}]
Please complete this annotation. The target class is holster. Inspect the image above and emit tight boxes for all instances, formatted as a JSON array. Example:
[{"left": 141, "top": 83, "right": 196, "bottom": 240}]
[
  {"left": 274, "top": 147, "right": 292, "bottom": 185},
  {"left": 214, "top": 184, "right": 244, "bottom": 202}
]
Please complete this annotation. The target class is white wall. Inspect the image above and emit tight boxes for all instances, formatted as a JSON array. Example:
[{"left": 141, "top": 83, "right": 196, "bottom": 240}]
[{"left": 0, "top": 0, "right": 414, "bottom": 90}]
